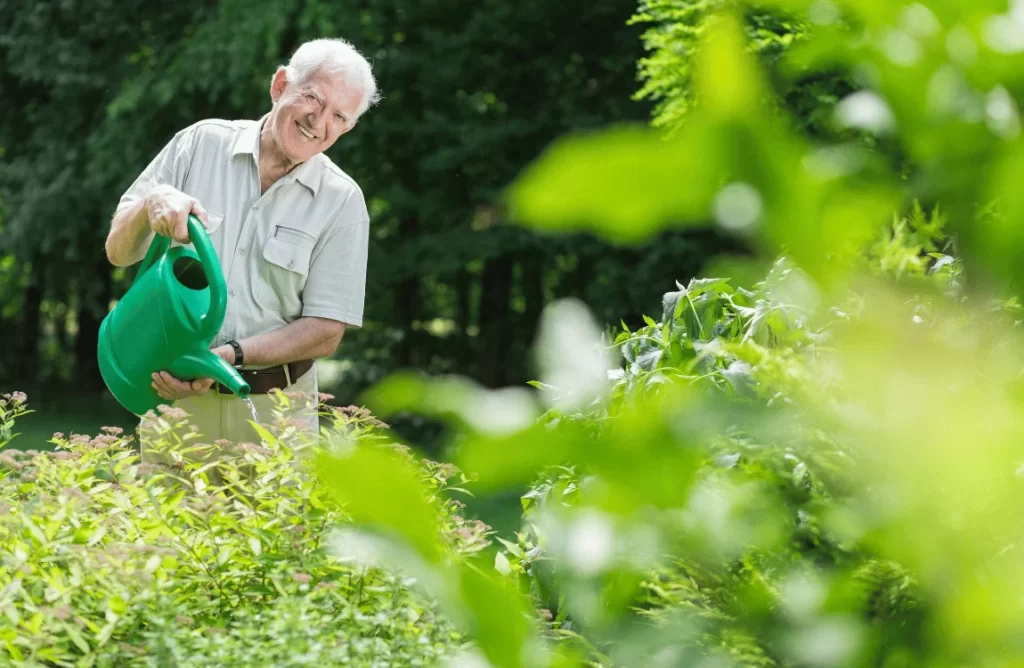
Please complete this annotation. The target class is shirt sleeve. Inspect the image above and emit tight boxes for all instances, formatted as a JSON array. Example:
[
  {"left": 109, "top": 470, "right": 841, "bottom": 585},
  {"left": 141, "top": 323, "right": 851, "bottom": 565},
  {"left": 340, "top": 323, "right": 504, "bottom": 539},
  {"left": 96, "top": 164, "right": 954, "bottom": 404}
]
[
  {"left": 116, "top": 125, "right": 197, "bottom": 213},
  {"left": 301, "top": 190, "right": 370, "bottom": 327}
]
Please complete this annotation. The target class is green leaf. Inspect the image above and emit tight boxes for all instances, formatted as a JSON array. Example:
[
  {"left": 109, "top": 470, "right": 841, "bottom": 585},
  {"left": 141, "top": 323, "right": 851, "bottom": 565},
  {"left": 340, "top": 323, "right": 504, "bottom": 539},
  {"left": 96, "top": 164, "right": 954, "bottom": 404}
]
[
  {"left": 20, "top": 513, "right": 49, "bottom": 546},
  {"left": 495, "top": 537, "right": 525, "bottom": 559},
  {"left": 63, "top": 624, "right": 90, "bottom": 654},
  {"left": 683, "top": 277, "right": 731, "bottom": 299},
  {"left": 494, "top": 551, "right": 511, "bottom": 576},
  {"left": 637, "top": 348, "right": 664, "bottom": 372},
  {"left": 455, "top": 421, "right": 584, "bottom": 492},
  {"left": 217, "top": 547, "right": 234, "bottom": 567},
  {"left": 457, "top": 563, "right": 535, "bottom": 668},
  {"left": 317, "top": 446, "right": 444, "bottom": 563},
  {"left": 506, "top": 123, "right": 719, "bottom": 244},
  {"left": 4, "top": 641, "right": 23, "bottom": 662}
]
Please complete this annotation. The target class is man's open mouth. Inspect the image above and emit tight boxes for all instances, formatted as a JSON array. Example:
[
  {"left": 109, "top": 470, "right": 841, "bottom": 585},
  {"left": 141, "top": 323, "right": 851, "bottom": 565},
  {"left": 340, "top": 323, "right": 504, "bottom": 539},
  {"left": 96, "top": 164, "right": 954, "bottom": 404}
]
[{"left": 296, "top": 122, "right": 316, "bottom": 140}]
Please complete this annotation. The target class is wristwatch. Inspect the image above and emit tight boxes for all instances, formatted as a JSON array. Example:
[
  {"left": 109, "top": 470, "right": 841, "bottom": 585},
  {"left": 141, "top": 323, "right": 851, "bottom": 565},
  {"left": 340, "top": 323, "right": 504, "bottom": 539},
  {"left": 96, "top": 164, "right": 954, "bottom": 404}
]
[{"left": 226, "top": 339, "right": 244, "bottom": 368}]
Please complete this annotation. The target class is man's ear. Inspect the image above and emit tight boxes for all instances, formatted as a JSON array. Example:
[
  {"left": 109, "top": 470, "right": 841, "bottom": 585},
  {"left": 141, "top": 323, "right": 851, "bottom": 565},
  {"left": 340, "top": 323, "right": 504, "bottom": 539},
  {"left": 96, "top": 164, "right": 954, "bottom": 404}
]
[{"left": 269, "top": 67, "right": 289, "bottom": 103}]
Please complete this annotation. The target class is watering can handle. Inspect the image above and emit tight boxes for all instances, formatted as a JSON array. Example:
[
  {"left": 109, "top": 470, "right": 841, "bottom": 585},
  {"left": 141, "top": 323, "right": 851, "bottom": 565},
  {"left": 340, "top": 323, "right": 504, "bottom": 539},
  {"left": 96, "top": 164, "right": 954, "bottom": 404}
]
[{"left": 134, "top": 215, "right": 226, "bottom": 340}]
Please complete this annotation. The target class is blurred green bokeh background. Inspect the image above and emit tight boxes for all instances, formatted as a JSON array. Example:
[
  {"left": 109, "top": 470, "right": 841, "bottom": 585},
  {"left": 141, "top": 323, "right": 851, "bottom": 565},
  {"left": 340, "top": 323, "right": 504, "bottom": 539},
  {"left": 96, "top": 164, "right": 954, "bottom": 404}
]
[{"left": 0, "top": 0, "right": 738, "bottom": 447}]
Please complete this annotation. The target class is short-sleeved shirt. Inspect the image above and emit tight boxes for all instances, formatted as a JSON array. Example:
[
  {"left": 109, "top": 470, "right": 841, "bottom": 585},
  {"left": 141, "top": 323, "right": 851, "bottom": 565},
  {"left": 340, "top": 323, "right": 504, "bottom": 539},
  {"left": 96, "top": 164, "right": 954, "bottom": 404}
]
[{"left": 116, "top": 115, "right": 370, "bottom": 359}]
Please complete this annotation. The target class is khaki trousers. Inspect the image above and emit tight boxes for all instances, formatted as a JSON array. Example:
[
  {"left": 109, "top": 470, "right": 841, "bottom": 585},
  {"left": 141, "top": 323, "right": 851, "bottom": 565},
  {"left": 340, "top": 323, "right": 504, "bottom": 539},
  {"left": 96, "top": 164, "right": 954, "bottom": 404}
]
[{"left": 138, "top": 365, "right": 320, "bottom": 469}]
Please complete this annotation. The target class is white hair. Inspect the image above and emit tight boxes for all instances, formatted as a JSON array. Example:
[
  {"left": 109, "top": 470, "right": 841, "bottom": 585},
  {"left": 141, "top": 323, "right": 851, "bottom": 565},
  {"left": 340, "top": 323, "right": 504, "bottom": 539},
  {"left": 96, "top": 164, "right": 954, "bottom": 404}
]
[{"left": 283, "top": 38, "right": 381, "bottom": 120}]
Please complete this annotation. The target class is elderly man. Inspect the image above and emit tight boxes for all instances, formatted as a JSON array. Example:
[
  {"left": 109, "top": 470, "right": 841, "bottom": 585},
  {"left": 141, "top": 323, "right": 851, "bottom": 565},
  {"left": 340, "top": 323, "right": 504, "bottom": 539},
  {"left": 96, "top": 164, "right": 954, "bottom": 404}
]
[{"left": 104, "top": 38, "right": 379, "bottom": 448}]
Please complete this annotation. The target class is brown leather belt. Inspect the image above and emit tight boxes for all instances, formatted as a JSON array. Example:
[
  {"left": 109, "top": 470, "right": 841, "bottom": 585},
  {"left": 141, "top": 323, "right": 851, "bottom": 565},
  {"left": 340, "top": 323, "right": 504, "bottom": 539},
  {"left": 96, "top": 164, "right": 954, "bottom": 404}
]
[{"left": 217, "top": 359, "right": 315, "bottom": 395}]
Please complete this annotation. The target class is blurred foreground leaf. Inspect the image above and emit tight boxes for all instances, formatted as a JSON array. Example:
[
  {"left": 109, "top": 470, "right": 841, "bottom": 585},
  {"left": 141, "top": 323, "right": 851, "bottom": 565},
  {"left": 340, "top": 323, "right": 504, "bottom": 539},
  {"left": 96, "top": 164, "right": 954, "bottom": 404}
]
[
  {"left": 507, "top": 13, "right": 897, "bottom": 282},
  {"left": 317, "top": 445, "right": 444, "bottom": 564}
]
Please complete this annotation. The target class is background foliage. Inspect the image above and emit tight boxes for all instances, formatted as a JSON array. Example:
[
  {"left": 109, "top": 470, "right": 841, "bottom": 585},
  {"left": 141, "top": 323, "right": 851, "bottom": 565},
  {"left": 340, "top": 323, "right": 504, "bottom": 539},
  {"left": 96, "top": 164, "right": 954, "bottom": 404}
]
[{"left": 0, "top": 0, "right": 733, "bottom": 414}]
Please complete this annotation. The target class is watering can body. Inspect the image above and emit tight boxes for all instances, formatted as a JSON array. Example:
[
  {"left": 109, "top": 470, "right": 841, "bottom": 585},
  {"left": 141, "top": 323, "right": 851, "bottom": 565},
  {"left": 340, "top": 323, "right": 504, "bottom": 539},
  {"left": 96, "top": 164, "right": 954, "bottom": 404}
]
[{"left": 98, "top": 215, "right": 250, "bottom": 416}]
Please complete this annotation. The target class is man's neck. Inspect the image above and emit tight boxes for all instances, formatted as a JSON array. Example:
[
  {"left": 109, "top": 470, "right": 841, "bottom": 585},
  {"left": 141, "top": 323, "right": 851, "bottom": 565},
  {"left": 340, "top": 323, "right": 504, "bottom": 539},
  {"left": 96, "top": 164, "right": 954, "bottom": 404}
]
[{"left": 258, "top": 122, "right": 302, "bottom": 194}]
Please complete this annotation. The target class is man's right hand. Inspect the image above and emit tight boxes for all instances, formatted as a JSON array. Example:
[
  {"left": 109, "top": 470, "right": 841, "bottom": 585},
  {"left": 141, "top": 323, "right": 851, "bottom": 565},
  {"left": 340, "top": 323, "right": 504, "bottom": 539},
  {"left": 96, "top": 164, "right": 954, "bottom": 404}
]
[{"left": 144, "top": 184, "right": 211, "bottom": 244}]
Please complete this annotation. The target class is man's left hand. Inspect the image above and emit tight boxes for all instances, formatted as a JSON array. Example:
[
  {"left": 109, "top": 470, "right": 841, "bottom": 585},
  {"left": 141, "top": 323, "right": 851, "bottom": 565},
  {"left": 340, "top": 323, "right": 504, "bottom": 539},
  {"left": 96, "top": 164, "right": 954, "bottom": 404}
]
[
  {"left": 151, "top": 371, "right": 214, "bottom": 402},
  {"left": 151, "top": 345, "right": 234, "bottom": 402}
]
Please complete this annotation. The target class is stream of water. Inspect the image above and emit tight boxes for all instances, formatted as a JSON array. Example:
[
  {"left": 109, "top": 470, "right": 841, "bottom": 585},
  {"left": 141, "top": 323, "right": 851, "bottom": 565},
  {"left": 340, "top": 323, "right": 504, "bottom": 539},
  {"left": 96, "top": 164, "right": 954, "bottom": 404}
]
[{"left": 243, "top": 397, "right": 260, "bottom": 424}]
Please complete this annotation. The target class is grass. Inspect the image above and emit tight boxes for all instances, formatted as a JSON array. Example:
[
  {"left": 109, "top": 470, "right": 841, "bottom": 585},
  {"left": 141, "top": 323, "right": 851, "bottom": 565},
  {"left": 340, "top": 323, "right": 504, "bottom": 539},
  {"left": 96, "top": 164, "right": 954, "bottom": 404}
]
[{"left": 6, "top": 385, "right": 137, "bottom": 450}]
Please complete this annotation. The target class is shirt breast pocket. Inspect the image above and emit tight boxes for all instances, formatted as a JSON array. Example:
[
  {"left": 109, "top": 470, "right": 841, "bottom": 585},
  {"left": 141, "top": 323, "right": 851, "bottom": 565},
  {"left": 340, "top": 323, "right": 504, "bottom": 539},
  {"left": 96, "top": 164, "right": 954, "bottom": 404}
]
[{"left": 254, "top": 226, "right": 316, "bottom": 319}]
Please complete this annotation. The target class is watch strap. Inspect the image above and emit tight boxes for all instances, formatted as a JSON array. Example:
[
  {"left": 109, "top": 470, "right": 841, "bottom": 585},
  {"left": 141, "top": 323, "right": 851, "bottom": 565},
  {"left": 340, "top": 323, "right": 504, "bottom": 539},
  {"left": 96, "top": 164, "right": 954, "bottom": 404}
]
[{"left": 226, "top": 339, "right": 244, "bottom": 367}]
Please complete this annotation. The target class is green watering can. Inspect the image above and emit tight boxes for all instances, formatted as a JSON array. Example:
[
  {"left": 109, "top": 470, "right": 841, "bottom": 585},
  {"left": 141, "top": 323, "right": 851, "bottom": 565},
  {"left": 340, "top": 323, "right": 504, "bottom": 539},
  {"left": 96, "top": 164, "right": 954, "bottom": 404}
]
[{"left": 98, "top": 215, "right": 250, "bottom": 416}]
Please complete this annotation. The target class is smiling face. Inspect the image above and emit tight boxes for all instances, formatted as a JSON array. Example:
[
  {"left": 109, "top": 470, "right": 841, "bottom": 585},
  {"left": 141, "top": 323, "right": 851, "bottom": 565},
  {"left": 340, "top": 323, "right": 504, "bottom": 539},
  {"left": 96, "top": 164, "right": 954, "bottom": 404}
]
[{"left": 264, "top": 67, "right": 363, "bottom": 167}]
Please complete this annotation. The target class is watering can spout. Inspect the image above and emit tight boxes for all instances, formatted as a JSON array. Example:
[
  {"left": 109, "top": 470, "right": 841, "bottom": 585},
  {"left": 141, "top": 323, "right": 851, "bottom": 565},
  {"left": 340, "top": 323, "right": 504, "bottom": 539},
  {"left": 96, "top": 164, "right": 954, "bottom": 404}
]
[{"left": 167, "top": 351, "right": 251, "bottom": 399}]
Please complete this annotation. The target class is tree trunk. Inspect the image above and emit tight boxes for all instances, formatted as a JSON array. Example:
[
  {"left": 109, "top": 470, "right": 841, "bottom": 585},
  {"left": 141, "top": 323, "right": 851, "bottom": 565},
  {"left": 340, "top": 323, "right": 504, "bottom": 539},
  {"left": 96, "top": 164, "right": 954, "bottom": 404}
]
[
  {"left": 563, "top": 251, "right": 595, "bottom": 302},
  {"left": 66, "top": 253, "right": 114, "bottom": 390},
  {"left": 394, "top": 215, "right": 420, "bottom": 368},
  {"left": 16, "top": 274, "right": 43, "bottom": 386},
  {"left": 477, "top": 254, "right": 513, "bottom": 387},
  {"left": 520, "top": 250, "right": 546, "bottom": 351},
  {"left": 455, "top": 267, "right": 471, "bottom": 362}
]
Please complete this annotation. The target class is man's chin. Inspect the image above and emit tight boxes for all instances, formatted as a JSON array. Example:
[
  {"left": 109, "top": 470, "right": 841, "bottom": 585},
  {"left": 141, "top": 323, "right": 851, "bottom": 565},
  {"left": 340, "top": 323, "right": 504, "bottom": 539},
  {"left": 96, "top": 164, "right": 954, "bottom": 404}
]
[{"left": 283, "top": 145, "right": 316, "bottom": 165}]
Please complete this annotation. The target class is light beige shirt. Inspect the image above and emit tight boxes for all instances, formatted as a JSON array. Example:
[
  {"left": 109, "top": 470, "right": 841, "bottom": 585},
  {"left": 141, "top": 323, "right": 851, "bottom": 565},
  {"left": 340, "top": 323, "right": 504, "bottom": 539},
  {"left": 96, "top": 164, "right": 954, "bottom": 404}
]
[{"left": 117, "top": 116, "right": 370, "bottom": 357}]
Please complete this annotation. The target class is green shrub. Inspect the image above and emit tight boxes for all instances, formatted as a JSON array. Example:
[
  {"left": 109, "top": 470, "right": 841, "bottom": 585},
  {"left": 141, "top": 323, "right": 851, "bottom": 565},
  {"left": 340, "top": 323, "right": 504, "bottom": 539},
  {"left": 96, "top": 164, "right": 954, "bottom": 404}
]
[
  {"left": 0, "top": 392, "right": 482, "bottom": 666},
  {"left": 342, "top": 201, "right": 1024, "bottom": 666},
  {"left": 481, "top": 208, "right": 988, "bottom": 666}
]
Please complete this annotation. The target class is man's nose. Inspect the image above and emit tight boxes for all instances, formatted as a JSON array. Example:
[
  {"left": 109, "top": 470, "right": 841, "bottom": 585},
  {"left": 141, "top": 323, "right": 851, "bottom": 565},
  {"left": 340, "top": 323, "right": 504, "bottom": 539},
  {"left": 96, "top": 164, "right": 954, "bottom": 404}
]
[{"left": 307, "top": 107, "right": 326, "bottom": 128}]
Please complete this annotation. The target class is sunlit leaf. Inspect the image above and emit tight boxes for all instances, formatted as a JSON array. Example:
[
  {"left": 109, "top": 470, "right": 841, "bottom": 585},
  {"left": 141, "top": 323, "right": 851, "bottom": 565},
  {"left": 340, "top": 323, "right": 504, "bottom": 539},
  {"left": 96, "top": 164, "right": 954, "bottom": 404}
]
[
  {"left": 317, "top": 446, "right": 444, "bottom": 563},
  {"left": 456, "top": 563, "right": 537, "bottom": 668}
]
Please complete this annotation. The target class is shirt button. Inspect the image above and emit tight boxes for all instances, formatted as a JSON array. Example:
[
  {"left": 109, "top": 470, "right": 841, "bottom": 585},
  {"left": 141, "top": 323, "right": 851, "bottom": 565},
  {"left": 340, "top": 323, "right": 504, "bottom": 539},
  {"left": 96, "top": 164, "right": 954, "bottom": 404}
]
[
  {"left": 287, "top": 260, "right": 294, "bottom": 268},
  {"left": 238, "top": 247, "right": 245, "bottom": 255},
  {"left": 229, "top": 289, "right": 236, "bottom": 297}
]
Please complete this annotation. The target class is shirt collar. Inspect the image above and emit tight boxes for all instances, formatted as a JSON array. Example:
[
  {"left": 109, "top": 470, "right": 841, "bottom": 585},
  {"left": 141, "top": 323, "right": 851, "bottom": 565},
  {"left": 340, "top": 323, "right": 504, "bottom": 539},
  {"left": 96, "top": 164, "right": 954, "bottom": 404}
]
[
  {"left": 232, "top": 115, "right": 323, "bottom": 196},
  {"left": 291, "top": 155, "right": 324, "bottom": 196},
  {"left": 231, "top": 116, "right": 263, "bottom": 157}
]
